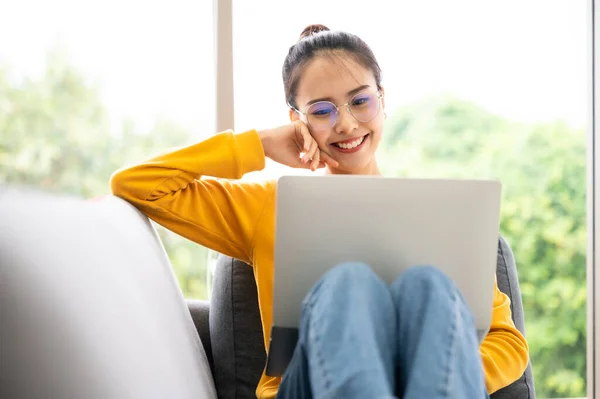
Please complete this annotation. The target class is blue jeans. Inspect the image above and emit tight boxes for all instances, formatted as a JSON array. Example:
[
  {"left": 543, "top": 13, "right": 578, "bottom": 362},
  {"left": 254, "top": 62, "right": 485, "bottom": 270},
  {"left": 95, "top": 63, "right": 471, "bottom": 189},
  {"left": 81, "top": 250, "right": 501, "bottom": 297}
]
[{"left": 276, "top": 263, "right": 489, "bottom": 399}]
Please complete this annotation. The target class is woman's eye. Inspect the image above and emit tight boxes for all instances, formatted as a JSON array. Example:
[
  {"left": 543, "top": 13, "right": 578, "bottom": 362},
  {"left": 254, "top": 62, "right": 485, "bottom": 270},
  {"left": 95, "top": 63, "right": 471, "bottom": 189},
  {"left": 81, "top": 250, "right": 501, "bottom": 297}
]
[
  {"left": 312, "top": 109, "right": 331, "bottom": 116},
  {"left": 352, "top": 97, "right": 369, "bottom": 106}
]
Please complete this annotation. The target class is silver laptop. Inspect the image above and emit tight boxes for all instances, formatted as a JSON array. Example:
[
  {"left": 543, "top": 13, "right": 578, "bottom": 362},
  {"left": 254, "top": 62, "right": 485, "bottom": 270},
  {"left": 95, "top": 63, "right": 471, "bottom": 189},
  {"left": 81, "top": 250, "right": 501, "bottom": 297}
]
[{"left": 265, "top": 175, "right": 502, "bottom": 377}]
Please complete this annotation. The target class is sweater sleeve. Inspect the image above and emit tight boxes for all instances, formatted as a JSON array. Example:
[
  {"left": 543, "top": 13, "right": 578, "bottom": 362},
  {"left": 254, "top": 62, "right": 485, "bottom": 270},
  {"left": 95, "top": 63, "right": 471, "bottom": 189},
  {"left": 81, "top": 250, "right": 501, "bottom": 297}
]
[
  {"left": 480, "top": 279, "right": 530, "bottom": 394},
  {"left": 110, "top": 129, "right": 274, "bottom": 264}
]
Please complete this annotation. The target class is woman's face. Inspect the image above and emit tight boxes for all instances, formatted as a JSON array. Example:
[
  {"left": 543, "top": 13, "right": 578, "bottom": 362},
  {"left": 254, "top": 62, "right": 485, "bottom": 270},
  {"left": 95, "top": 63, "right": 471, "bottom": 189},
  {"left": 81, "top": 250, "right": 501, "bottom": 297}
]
[{"left": 290, "top": 54, "right": 385, "bottom": 175}]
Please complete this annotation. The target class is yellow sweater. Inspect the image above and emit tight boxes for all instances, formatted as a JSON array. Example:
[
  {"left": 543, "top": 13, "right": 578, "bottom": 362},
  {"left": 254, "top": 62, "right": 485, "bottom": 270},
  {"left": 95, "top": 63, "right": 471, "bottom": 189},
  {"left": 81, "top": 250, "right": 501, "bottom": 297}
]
[{"left": 111, "top": 129, "right": 530, "bottom": 398}]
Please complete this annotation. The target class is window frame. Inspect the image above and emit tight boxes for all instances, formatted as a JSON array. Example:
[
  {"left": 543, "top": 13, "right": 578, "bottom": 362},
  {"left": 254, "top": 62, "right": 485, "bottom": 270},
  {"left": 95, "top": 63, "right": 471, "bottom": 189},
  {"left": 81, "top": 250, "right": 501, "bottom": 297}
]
[
  {"left": 214, "top": 0, "right": 235, "bottom": 132},
  {"left": 590, "top": 0, "right": 598, "bottom": 398}
]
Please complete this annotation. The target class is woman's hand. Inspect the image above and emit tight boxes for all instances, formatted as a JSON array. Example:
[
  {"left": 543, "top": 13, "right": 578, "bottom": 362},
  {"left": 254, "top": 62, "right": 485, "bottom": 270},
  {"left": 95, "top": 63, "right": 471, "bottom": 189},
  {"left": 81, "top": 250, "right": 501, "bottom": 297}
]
[{"left": 258, "top": 121, "right": 338, "bottom": 171}]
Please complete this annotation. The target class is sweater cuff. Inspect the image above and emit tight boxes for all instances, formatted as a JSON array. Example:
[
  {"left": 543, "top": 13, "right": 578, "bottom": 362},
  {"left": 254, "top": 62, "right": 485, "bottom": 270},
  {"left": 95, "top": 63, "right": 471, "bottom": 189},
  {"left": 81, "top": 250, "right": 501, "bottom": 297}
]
[{"left": 235, "top": 129, "right": 266, "bottom": 174}]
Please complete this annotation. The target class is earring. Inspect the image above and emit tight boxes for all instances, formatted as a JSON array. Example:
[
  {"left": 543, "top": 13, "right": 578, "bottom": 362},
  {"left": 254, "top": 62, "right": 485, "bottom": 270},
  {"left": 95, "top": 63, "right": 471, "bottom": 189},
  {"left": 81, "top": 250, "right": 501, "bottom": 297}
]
[{"left": 384, "top": 112, "right": 387, "bottom": 119}]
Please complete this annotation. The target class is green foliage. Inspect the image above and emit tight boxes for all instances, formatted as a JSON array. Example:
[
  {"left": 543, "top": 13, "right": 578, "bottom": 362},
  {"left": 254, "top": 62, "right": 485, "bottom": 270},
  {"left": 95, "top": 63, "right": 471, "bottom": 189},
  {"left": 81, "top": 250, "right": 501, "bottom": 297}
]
[
  {"left": 380, "top": 97, "right": 586, "bottom": 398},
  {"left": 0, "top": 52, "right": 208, "bottom": 300},
  {"left": 1, "top": 54, "right": 587, "bottom": 398}
]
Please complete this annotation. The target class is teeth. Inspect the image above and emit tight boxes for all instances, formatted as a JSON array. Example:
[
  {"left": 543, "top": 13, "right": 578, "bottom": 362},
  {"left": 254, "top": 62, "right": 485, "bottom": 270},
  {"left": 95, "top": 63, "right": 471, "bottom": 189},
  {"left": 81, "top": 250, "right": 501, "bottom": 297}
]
[{"left": 335, "top": 136, "right": 364, "bottom": 149}]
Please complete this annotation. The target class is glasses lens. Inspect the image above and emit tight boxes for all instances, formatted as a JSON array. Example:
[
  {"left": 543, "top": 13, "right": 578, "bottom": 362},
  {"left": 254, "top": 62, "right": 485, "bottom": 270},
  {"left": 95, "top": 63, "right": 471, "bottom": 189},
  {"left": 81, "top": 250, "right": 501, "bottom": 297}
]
[
  {"left": 349, "top": 92, "right": 380, "bottom": 122},
  {"left": 307, "top": 102, "right": 337, "bottom": 132}
]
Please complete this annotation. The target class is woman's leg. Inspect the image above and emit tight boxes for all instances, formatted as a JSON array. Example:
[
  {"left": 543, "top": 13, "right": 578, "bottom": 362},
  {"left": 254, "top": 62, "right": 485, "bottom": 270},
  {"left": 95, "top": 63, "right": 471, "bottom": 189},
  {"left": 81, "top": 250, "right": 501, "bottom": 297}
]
[
  {"left": 389, "top": 265, "right": 489, "bottom": 399},
  {"left": 277, "top": 262, "right": 398, "bottom": 399}
]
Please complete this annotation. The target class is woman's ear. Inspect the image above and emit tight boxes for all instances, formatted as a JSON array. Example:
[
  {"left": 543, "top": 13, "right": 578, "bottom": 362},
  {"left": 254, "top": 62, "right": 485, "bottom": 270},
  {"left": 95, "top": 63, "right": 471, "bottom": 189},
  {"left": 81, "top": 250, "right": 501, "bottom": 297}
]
[
  {"left": 289, "top": 109, "right": 300, "bottom": 122},
  {"left": 380, "top": 86, "right": 386, "bottom": 111}
]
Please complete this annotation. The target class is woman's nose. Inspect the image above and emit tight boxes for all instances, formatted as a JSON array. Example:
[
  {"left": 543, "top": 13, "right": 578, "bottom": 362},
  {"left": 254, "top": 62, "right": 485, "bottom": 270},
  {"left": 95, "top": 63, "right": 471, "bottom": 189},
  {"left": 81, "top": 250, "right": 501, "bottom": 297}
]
[{"left": 334, "top": 106, "right": 359, "bottom": 135}]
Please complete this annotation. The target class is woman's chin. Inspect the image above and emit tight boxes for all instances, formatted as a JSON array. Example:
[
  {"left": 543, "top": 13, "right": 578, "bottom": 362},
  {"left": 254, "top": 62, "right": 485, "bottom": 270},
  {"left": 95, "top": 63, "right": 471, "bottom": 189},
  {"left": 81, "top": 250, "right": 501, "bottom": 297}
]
[{"left": 328, "top": 158, "right": 379, "bottom": 175}]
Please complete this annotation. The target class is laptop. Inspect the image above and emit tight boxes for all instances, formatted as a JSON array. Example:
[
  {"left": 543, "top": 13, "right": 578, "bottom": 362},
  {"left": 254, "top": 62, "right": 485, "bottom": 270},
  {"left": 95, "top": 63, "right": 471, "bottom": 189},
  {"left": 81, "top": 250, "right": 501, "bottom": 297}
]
[{"left": 265, "top": 175, "right": 502, "bottom": 377}]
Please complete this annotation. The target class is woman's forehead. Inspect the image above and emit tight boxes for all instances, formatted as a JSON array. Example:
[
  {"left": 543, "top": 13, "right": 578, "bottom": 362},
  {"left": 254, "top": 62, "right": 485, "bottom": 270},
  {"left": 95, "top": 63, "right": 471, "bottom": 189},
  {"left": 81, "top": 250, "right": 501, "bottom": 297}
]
[{"left": 296, "top": 55, "right": 376, "bottom": 106}]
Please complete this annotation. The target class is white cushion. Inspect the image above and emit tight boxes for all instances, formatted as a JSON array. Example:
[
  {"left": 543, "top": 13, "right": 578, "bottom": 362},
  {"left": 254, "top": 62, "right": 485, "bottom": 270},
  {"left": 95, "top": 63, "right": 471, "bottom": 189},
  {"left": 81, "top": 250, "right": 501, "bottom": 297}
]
[{"left": 0, "top": 188, "right": 217, "bottom": 399}]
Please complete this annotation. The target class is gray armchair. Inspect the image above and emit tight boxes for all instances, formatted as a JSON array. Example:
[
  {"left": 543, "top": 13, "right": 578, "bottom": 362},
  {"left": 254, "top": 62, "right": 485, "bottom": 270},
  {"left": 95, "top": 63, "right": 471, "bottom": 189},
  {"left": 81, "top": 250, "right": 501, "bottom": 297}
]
[{"left": 0, "top": 190, "right": 534, "bottom": 399}]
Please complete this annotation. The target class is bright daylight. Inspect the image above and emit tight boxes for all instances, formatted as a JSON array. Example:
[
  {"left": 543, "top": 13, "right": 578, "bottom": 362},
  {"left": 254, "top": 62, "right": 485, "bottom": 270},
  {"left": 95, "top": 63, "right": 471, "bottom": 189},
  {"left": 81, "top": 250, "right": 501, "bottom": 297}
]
[{"left": 0, "top": 1, "right": 592, "bottom": 399}]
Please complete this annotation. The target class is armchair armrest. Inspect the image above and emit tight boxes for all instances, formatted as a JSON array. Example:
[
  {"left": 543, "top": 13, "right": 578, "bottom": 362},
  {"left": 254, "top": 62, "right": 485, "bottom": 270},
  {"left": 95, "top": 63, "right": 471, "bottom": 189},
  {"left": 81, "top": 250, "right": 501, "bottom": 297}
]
[{"left": 187, "top": 300, "right": 214, "bottom": 374}]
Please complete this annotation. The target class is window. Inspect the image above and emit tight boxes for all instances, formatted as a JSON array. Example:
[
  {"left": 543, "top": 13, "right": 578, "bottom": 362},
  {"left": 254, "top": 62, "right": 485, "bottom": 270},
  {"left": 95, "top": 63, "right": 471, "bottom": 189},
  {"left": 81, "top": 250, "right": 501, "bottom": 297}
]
[
  {"left": 2, "top": 1, "right": 591, "bottom": 396},
  {"left": 233, "top": 1, "right": 588, "bottom": 397},
  {"left": 0, "top": 0, "right": 214, "bottom": 299}
]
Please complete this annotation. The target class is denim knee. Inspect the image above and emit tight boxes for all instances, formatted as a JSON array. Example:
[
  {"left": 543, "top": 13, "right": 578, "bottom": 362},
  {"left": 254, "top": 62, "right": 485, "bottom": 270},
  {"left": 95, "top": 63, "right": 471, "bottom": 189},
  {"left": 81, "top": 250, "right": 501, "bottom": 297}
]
[
  {"left": 305, "top": 262, "right": 388, "bottom": 306},
  {"left": 389, "top": 265, "right": 456, "bottom": 301},
  {"left": 320, "top": 261, "right": 380, "bottom": 289}
]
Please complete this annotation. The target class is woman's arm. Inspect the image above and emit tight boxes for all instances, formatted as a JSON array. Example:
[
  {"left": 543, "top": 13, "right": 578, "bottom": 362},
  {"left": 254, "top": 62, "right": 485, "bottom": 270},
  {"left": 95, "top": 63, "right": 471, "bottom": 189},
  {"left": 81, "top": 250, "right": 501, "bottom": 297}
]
[
  {"left": 480, "top": 281, "right": 530, "bottom": 394},
  {"left": 110, "top": 129, "right": 274, "bottom": 264}
]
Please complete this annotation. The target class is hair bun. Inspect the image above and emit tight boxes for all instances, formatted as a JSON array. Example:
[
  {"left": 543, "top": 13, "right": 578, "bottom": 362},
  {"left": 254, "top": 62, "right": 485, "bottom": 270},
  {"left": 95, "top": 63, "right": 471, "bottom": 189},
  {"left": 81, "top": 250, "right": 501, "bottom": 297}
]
[{"left": 298, "top": 24, "right": 330, "bottom": 41}]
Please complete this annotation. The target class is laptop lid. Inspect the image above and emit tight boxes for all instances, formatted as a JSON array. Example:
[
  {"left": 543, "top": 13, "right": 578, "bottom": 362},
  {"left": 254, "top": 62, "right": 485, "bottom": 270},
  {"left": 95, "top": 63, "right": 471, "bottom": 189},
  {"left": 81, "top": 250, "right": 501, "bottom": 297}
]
[{"left": 266, "top": 175, "right": 501, "bottom": 376}]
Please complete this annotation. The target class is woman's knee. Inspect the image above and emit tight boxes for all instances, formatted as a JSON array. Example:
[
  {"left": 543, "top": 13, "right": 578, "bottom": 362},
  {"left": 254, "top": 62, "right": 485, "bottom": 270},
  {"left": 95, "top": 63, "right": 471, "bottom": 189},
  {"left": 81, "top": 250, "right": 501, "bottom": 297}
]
[
  {"left": 390, "top": 265, "right": 456, "bottom": 301},
  {"left": 307, "top": 262, "right": 389, "bottom": 306},
  {"left": 304, "top": 261, "right": 396, "bottom": 332},
  {"left": 320, "top": 261, "right": 381, "bottom": 288}
]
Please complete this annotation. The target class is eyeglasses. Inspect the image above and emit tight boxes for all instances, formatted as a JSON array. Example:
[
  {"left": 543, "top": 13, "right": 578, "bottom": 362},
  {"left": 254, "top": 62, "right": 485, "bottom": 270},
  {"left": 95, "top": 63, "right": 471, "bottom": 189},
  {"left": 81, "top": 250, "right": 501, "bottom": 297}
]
[{"left": 290, "top": 91, "right": 383, "bottom": 133}]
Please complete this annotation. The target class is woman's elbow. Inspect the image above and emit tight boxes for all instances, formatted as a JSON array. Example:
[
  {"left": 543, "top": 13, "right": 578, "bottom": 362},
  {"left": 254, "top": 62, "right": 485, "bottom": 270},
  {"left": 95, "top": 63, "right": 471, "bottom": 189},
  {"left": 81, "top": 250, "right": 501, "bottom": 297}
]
[
  {"left": 110, "top": 168, "right": 129, "bottom": 198},
  {"left": 500, "top": 327, "right": 531, "bottom": 380},
  {"left": 515, "top": 330, "right": 530, "bottom": 376},
  {"left": 109, "top": 167, "right": 145, "bottom": 202}
]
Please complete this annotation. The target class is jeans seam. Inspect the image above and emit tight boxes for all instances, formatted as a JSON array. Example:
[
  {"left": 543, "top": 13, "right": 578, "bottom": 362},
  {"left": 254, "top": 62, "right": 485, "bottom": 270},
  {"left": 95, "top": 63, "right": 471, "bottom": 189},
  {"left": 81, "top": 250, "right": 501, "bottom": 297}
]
[
  {"left": 307, "top": 292, "right": 333, "bottom": 393},
  {"left": 440, "top": 290, "right": 460, "bottom": 397}
]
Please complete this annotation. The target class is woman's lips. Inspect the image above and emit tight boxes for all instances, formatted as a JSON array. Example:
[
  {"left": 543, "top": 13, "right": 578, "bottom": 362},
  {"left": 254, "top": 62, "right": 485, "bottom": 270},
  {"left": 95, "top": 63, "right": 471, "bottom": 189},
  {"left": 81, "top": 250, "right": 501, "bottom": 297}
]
[{"left": 331, "top": 134, "right": 369, "bottom": 153}]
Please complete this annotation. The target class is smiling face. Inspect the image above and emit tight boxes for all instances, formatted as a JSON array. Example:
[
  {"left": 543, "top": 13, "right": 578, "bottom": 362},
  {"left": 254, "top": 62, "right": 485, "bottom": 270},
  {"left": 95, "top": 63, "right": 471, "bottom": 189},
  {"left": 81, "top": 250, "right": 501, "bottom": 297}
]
[{"left": 290, "top": 53, "right": 385, "bottom": 175}]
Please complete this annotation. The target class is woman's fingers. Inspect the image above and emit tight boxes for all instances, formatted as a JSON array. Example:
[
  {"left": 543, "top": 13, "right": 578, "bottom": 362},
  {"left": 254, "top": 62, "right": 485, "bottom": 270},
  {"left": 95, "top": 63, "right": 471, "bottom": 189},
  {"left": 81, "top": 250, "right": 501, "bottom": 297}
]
[
  {"left": 319, "top": 151, "right": 339, "bottom": 167},
  {"left": 310, "top": 150, "right": 320, "bottom": 171},
  {"left": 297, "top": 122, "right": 312, "bottom": 153},
  {"left": 302, "top": 138, "right": 318, "bottom": 164},
  {"left": 295, "top": 121, "right": 339, "bottom": 170}
]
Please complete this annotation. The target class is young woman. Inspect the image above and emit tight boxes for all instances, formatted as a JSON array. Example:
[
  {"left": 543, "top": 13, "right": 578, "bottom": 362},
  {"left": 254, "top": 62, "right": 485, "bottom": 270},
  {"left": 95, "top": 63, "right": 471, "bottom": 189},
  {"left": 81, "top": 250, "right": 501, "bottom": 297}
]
[{"left": 111, "top": 24, "right": 529, "bottom": 399}]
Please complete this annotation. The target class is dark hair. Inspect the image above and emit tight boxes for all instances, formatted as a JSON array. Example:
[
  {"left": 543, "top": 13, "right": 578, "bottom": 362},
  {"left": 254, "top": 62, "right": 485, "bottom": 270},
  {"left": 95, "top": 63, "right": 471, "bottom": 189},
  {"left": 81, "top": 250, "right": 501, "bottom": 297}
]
[{"left": 282, "top": 24, "right": 382, "bottom": 108}]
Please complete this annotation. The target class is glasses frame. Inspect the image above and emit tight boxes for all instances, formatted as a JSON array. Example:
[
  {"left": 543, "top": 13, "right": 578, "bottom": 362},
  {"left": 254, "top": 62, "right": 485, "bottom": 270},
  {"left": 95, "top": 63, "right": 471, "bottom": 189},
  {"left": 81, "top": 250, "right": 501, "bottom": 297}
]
[{"left": 289, "top": 90, "right": 383, "bottom": 132}]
